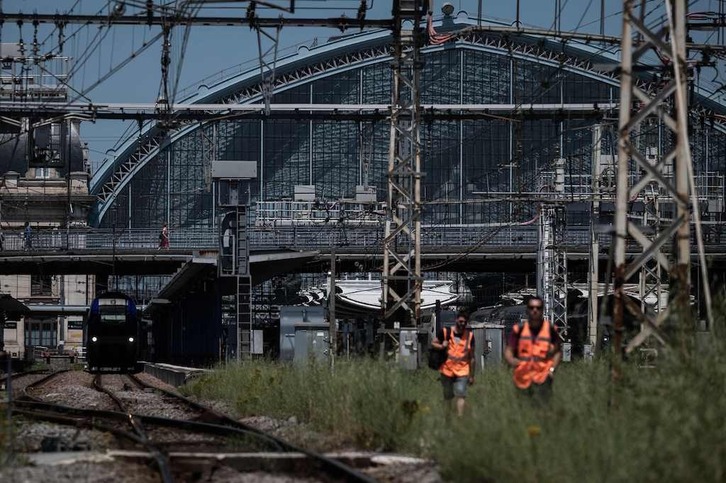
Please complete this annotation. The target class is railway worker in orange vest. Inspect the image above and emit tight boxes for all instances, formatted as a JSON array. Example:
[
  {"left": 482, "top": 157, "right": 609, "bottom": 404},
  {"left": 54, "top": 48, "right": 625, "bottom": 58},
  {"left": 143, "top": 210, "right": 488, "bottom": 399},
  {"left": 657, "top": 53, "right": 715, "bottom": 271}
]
[
  {"left": 431, "top": 310, "right": 475, "bottom": 417},
  {"left": 504, "top": 296, "right": 562, "bottom": 403}
]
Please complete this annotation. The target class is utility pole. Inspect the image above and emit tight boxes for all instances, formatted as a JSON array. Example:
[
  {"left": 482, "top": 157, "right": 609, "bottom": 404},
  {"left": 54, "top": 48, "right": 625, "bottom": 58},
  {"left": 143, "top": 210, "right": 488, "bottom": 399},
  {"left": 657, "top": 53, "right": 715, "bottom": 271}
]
[
  {"left": 329, "top": 247, "right": 336, "bottom": 370},
  {"left": 587, "top": 123, "right": 603, "bottom": 357},
  {"left": 613, "top": 0, "right": 693, "bottom": 377},
  {"left": 382, "top": 0, "right": 426, "bottom": 335},
  {"left": 65, "top": 119, "right": 73, "bottom": 250}
]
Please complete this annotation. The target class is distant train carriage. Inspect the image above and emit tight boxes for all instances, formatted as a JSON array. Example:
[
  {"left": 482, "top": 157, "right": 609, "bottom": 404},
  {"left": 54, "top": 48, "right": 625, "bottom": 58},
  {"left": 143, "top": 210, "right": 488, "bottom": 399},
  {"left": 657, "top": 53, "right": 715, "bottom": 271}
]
[{"left": 86, "top": 292, "right": 140, "bottom": 373}]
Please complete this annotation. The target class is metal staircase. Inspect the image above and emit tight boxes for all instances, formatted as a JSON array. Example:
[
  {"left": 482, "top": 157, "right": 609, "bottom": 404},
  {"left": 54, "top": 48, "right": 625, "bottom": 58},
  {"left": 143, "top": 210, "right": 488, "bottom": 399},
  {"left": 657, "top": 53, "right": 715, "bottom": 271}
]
[{"left": 235, "top": 207, "right": 253, "bottom": 359}]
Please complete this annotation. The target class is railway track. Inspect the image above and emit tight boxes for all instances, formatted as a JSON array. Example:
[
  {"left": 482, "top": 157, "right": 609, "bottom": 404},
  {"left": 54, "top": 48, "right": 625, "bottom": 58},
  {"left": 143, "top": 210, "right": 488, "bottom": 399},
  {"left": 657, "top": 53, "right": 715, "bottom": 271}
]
[
  {"left": 0, "top": 369, "right": 52, "bottom": 393},
  {"left": 92, "top": 375, "right": 173, "bottom": 483},
  {"left": 12, "top": 370, "right": 68, "bottom": 401},
  {"left": 10, "top": 371, "right": 375, "bottom": 482}
]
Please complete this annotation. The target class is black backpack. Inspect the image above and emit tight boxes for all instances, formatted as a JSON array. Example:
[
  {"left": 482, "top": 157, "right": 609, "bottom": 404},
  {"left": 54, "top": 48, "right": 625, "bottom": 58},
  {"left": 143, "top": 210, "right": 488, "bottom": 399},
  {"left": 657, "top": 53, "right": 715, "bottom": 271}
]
[{"left": 427, "top": 327, "right": 449, "bottom": 370}]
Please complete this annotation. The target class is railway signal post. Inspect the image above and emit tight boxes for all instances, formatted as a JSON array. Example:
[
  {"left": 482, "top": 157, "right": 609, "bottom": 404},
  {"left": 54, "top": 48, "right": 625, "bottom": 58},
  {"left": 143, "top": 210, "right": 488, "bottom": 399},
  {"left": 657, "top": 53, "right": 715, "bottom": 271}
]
[{"left": 213, "top": 161, "right": 257, "bottom": 361}]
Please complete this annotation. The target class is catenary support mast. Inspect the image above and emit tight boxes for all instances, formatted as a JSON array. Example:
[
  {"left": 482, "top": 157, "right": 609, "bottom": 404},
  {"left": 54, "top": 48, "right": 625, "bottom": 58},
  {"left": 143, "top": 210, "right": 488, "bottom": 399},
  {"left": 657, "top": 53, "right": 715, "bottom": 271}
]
[
  {"left": 382, "top": 0, "right": 426, "bottom": 331},
  {"left": 613, "top": 0, "right": 692, "bottom": 376}
]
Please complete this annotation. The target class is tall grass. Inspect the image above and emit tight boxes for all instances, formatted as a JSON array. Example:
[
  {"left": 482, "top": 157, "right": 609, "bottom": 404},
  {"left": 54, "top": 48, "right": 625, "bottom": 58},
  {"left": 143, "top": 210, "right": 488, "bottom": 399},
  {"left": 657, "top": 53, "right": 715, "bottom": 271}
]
[
  {"left": 185, "top": 310, "right": 726, "bottom": 482},
  {"left": 0, "top": 414, "right": 10, "bottom": 468}
]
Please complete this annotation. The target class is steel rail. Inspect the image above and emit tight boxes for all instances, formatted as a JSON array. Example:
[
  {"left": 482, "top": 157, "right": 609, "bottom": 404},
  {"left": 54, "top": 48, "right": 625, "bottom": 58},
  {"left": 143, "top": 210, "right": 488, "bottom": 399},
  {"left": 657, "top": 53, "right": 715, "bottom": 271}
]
[
  {"left": 10, "top": 398, "right": 375, "bottom": 483},
  {"left": 13, "top": 374, "right": 155, "bottom": 447},
  {"left": 125, "top": 374, "right": 375, "bottom": 482},
  {"left": 92, "top": 375, "right": 173, "bottom": 483},
  {"left": 19, "top": 370, "right": 68, "bottom": 402},
  {"left": 12, "top": 399, "right": 286, "bottom": 449},
  {"left": 11, "top": 407, "right": 154, "bottom": 446},
  {"left": 19, "top": 371, "right": 173, "bottom": 482},
  {"left": 126, "top": 373, "right": 262, "bottom": 428},
  {"left": 0, "top": 369, "right": 50, "bottom": 389}
]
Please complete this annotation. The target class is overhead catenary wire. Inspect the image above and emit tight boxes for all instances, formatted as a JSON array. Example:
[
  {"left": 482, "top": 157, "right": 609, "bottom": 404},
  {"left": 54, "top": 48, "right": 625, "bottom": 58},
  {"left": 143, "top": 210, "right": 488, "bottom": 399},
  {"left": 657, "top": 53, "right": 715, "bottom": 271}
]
[
  {"left": 67, "top": 31, "right": 164, "bottom": 104},
  {"left": 0, "top": 4, "right": 724, "bottom": 302},
  {"left": 243, "top": 3, "right": 704, "bottom": 274},
  {"left": 416, "top": 33, "right": 620, "bottom": 229},
  {"left": 0, "top": 18, "right": 664, "bottom": 180},
  {"left": 0, "top": 13, "right": 184, "bottom": 153},
  {"left": 92, "top": 10, "right": 632, "bottom": 221},
  {"left": 169, "top": 2, "right": 204, "bottom": 105}
]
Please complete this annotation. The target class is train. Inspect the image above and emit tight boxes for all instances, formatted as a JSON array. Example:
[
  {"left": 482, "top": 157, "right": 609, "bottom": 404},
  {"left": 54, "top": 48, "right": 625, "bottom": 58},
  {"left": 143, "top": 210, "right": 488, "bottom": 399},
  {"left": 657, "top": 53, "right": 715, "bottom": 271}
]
[{"left": 86, "top": 292, "right": 140, "bottom": 373}]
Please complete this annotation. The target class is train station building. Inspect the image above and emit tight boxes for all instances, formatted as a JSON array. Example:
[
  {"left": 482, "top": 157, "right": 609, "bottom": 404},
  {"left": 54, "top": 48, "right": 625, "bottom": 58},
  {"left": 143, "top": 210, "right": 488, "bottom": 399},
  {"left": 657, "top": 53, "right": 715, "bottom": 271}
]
[{"left": 1, "top": 12, "right": 725, "bottom": 363}]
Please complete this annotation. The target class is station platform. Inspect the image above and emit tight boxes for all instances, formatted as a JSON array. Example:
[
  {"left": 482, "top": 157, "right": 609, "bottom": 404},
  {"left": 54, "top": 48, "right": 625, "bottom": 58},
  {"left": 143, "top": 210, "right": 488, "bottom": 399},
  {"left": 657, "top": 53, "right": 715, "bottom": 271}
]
[{"left": 142, "top": 362, "right": 210, "bottom": 387}]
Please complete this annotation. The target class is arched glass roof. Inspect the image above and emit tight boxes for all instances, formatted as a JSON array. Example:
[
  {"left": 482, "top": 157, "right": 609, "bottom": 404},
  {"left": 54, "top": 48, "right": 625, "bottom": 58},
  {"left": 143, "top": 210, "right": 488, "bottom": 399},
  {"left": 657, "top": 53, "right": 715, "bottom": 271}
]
[{"left": 91, "top": 15, "right": 726, "bottom": 227}]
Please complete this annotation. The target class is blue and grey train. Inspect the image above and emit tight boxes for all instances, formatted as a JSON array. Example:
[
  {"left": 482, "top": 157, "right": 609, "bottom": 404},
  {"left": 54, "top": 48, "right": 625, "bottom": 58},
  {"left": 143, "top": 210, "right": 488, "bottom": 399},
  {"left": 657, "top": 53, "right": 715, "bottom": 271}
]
[{"left": 86, "top": 292, "right": 140, "bottom": 373}]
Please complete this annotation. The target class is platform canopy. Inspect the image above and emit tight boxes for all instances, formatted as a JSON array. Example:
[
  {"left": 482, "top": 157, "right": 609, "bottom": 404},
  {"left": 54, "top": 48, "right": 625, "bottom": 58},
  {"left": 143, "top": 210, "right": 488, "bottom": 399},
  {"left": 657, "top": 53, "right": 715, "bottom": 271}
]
[{"left": 0, "top": 294, "right": 29, "bottom": 319}]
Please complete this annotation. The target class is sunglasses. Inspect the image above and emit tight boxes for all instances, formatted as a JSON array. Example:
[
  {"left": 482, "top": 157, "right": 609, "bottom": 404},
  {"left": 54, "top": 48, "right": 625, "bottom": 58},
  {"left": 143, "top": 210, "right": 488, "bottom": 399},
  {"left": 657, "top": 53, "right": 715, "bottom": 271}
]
[{"left": 527, "top": 305, "right": 543, "bottom": 311}]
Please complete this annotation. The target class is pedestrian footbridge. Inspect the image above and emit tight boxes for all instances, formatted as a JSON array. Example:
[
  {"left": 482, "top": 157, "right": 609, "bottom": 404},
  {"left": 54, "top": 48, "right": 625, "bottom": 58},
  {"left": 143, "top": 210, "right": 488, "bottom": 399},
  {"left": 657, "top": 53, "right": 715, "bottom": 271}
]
[{"left": 1, "top": 225, "right": 725, "bottom": 276}]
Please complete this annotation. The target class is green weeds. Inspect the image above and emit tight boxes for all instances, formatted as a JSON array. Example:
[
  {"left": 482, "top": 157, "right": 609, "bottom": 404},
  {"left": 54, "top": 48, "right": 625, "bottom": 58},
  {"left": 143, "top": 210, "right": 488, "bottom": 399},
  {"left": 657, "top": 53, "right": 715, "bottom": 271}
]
[{"left": 184, "top": 313, "right": 726, "bottom": 482}]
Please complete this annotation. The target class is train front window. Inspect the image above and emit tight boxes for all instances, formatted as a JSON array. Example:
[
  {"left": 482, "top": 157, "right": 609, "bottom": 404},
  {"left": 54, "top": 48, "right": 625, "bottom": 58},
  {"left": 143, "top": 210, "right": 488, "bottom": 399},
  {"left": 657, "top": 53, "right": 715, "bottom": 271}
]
[{"left": 98, "top": 299, "right": 127, "bottom": 324}]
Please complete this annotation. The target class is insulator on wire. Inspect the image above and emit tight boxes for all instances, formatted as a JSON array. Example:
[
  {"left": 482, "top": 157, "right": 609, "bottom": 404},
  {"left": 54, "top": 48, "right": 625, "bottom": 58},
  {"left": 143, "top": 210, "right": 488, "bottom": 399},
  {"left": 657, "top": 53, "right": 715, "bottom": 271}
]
[
  {"left": 246, "top": 2, "right": 257, "bottom": 28},
  {"left": 113, "top": 2, "right": 126, "bottom": 17},
  {"left": 57, "top": 23, "right": 65, "bottom": 54},
  {"left": 17, "top": 20, "right": 25, "bottom": 57},
  {"left": 358, "top": 1, "right": 367, "bottom": 23},
  {"left": 161, "top": 26, "right": 171, "bottom": 71},
  {"left": 32, "top": 18, "right": 39, "bottom": 58},
  {"left": 146, "top": 0, "right": 154, "bottom": 26}
]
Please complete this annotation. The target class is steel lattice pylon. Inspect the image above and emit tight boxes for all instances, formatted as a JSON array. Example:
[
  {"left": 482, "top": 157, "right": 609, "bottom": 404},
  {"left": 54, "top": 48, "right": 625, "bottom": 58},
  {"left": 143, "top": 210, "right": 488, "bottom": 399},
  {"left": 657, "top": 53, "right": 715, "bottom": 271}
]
[
  {"left": 613, "top": 0, "right": 692, "bottom": 367},
  {"left": 382, "top": 0, "right": 426, "bottom": 327},
  {"left": 639, "top": 155, "right": 663, "bottom": 314},
  {"left": 538, "top": 205, "right": 568, "bottom": 337},
  {"left": 537, "top": 157, "right": 568, "bottom": 338}
]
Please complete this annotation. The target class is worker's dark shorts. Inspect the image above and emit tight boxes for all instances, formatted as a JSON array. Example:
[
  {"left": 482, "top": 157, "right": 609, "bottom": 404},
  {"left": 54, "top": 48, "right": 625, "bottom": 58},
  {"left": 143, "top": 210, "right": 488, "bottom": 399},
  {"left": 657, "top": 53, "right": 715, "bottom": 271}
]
[
  {"left": 521, "top": 377, "right": 553, "bottom": 405},
  {"left": 441, "top": 374, "right": 468, "bottom": 400}
]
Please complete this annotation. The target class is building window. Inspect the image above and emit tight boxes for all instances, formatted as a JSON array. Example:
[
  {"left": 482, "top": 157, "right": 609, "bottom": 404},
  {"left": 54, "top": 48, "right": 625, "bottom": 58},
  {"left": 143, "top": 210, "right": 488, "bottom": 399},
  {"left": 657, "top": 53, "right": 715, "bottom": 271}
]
[
  {"left": 25, "top": 319, "right": 58, "bottom": 348},
  {"left": 35, "top": 167, "right": 51, "bottom": 179},
  {"left": 31, "top": 274, "right": 53, "bottom": 297}
]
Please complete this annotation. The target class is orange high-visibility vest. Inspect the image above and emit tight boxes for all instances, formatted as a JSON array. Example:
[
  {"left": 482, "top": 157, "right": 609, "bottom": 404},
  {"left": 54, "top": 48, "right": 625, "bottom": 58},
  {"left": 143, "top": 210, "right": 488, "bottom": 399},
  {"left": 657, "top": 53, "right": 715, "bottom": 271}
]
[
  {"left": 513, "top": 319, "right": 555, "bottom": 389},
  {"left": 440, "top": 327, "right": 473, "bottom": 378}
]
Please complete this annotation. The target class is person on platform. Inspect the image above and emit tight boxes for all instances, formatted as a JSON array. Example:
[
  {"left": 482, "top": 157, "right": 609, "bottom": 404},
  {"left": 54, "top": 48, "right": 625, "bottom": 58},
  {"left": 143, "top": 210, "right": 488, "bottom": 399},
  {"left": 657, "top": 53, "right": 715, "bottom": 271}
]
[
  {"left": 504, "top": 295, "right": 562, "bottom": 404},
  {"left": 158, "top": 223, "right": 169, "bottom": 249},
  {"left": 431, "top": 310, "right": 475, "bottom": 417},
  {"left": 23, "top": 222, "right": 32, "bottom": 250}
]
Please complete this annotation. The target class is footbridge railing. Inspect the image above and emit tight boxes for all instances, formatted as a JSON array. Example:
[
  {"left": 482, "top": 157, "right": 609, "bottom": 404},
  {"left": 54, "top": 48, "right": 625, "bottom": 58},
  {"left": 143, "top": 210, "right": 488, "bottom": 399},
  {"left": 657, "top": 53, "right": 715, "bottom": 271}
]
[{"left": 2, "top": 224, "right": 725, "bottom": 254}]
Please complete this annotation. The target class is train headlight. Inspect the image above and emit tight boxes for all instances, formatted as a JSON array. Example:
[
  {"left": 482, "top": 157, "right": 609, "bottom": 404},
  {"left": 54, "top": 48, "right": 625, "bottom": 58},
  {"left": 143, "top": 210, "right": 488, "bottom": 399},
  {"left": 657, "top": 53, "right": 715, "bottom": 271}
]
[
  {"left": 128, "top": 337, "right": 134, "bottom": 343},
  {"left": 91, "top": 336, "right": 98, "bottom": 342}
]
